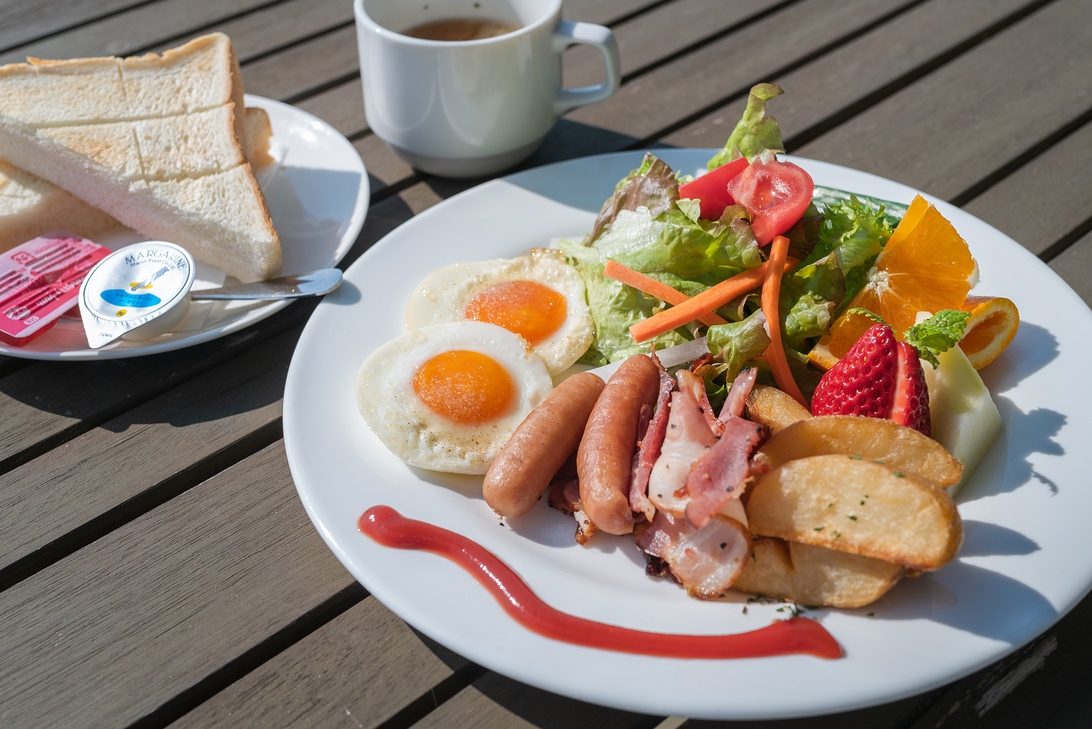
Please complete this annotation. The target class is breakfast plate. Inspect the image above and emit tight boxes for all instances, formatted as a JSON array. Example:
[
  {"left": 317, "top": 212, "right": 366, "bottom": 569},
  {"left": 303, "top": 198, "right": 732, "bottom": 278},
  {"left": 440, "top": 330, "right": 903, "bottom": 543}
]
[
  {"left": 284, "top": 149, "right": 1092, "bottom": 719},
  {"left": 0, "top": 95, "right": 368, "bottom": 361}
]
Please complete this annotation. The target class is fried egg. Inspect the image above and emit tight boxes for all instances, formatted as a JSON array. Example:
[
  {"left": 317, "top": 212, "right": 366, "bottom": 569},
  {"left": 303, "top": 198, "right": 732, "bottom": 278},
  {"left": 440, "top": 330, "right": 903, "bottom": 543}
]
[
  {"left": 356, "top": 321, "right": 553, "bottom": 474},
  {"left": 404, "top": 249, "right": 594, "bottom": 376}
]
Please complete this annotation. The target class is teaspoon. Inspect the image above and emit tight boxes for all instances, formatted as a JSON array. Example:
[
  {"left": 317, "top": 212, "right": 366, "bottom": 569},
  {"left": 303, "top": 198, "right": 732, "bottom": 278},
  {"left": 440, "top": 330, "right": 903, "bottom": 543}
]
[{"left": 190, "top": 268, "right": 343, "bottom": 301}]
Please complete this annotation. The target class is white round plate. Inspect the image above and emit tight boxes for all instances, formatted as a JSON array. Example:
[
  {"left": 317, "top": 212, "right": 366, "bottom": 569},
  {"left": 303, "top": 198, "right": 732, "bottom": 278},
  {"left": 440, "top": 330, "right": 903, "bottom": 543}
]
[
  {"left": 0, "top": 95, "right": 369, "bottom": 361},
  {"left": 284, "top": 149, "right": 1092, "bottom": 720}
]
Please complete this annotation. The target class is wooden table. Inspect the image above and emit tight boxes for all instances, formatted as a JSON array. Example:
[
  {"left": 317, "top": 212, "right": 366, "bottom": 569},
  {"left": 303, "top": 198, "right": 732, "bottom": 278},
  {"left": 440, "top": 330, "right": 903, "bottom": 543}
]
[{"left": 3, "top": 0, "right": 1091, "bottom": 726}]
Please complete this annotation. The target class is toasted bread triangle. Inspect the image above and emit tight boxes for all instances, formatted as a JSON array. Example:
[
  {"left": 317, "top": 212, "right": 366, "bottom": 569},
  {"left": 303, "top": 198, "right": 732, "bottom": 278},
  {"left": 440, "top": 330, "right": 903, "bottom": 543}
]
[{"left": 0, "top": 34, "right": 280, "bottom": 282}]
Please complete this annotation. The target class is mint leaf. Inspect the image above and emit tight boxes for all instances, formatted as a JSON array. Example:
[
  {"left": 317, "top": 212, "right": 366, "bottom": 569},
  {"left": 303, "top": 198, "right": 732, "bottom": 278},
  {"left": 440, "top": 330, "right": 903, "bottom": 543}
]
[{"left": 904, "top": 310, "right": 971, "bottom": 367}]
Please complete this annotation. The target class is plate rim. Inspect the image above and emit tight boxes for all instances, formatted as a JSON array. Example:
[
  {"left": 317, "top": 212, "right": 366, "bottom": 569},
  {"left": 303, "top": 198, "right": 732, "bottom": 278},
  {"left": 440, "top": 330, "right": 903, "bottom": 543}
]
[{"left": 284, "top": 148, "right": 1092, "bottom": 719}]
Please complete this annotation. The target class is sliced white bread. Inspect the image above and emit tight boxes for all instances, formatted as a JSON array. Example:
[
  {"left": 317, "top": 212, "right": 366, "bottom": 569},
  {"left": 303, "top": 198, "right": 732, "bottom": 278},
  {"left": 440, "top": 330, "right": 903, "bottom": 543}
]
[
  {"left": 0, "top": 161, "right": 117, "bottom": 251},
  {"left": 0, "top": 107, "right": 274, "bottom": 254},
  {"left": 0, "top": 34, "right": 280, "bottom": 282}
]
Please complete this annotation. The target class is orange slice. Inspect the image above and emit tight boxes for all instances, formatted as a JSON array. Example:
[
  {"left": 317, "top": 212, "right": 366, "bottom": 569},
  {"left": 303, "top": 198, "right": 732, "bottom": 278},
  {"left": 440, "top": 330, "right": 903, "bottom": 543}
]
[
  {"left": 958, "top": 295, "right": 1019, "bottom": 369},
  {"left": 809, "top": 195, "right": 978, "bottom": 369}
]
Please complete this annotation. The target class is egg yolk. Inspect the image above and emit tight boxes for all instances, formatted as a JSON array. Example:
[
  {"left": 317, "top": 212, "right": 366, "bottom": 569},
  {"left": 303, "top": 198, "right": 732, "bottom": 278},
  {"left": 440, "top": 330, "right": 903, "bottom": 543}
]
[
  {"left": 413, "top": 350, "right": 515, "bottom": 425},
  {"left": 463, "top": 280, "right": 566, "bottom": 346}
]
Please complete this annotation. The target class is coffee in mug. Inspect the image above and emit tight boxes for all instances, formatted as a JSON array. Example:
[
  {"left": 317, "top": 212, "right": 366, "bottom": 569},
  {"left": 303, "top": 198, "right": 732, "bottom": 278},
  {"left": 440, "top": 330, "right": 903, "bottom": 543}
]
[
  {"left": 402, "top": 18, "right": 520, "bottom": 41},
  {"left": 354, "top": 0, "right": 621, "bottom": 178}
]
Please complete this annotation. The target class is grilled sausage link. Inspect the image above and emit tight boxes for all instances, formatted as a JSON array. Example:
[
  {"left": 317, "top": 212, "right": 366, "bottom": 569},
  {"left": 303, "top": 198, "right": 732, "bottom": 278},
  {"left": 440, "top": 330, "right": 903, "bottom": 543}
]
[
  {"left": 577, "top": 354, "right": 660, "bottom": 535},
  {"left": 483, "top": 371, "right": 606, "bottom": 518}
]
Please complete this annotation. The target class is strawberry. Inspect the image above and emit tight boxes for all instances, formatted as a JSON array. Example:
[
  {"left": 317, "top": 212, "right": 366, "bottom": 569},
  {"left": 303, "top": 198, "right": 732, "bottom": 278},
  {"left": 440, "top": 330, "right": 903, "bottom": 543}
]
[{"left": 811, "top": 323, "right": 931, "bottom": 435}]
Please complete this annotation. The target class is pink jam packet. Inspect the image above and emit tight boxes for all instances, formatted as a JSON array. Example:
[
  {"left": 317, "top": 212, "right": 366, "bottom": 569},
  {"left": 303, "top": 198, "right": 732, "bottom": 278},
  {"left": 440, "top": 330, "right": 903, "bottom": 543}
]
[{"left": 0, "top": 233, "right": 112, "bottom": 346}]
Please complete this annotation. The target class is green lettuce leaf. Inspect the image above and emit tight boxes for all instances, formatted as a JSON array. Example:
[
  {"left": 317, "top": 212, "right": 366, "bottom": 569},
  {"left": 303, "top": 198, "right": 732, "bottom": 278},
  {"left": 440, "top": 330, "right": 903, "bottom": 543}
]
[
  {"left": 559, "top": 234, "right": 689, "bottom": 365},
  {"left": 789, "top": 194, "right": 895, "bottom": 324},
  {"left": 583, "top": 153, "right": 680, "bottom": 246},
  {"left": 706, "top": 309, "right": 772, "bottom": 382},
  {"left": 612, "top": 210, "right": 763, "bottom": 286},
  {"left": 707, "top": 83, "right": 785, "bottom": 169},
  {"left": 781, "top": 253, "right": 844, "bottom": 350}
]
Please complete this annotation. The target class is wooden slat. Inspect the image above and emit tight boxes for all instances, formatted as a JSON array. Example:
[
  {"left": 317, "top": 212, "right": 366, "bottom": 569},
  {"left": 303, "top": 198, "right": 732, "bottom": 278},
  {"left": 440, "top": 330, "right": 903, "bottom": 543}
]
[
  {"left": 0, "top": 322, "right": 295, "bottom": 579},
  {"left": 562, "top": 0, "right": 786, "bottom": 88},
  {"left": 0, "top": 442, "right": 354, "bottom": 728},
  {"left": 1048, "top": 230, "right": 1092, "bottom": 304},
  {"left": 240, "top": 24, "right": 358, "bottom": 103},
  {"left": 413, "top": 673, "right": 663, "bottom": 729},
  {"left": 170, "top": 598, "right": 475, "bottom": 729},
  {"left": 661, "top": 0, "right": 1038, "bottom": 151},
  {"left": 546, "top": 0, "right": 912, "bottom": 162},
  {"left": 0, "top": 0, "right": 145, "bottom": 54},
  {"left": 962, "top": 119, "right": 1092, "bottom": 257},
  {"left": 0, "top": 300, "right": 310, "bottom": 472},
  {"left": 296, "top": 79, "right": 367, "bottom": 139},
  {"left": 179, "top": 0, "right": 353, "bottom": 60},
  {"left": 561, "top": 0, "right": 658, "bottom": 26},
  {"left": 0, "top": 0, "right": 278, "bottom": 64},
  {"left": 0, "top": 0, "right": 354, "bottom": 68},
  {"left": 794, "top": 0, "right": 1092, "bottom": 201}
]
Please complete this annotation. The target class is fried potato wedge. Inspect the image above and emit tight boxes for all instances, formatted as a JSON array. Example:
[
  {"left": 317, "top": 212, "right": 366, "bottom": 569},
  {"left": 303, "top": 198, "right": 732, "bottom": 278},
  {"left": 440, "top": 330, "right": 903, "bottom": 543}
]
[
  {"left": 758, "top": 415, "right": 963, "bottom": 489},
  {"left": 747, "top": 454, "right": 962, "bottom": 571},
  {"left": 734, "top": 536, "right": 905, "bottom": 608},
  {"left": 744, "top": 384, "right": 812, "bottom": 434}
]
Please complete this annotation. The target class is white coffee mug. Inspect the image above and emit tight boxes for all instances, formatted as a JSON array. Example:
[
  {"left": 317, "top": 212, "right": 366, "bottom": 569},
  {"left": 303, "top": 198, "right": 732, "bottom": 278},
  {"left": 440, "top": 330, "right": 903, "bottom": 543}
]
[{"left": 354, "top": 0, "right": 621, "bottom": 178}]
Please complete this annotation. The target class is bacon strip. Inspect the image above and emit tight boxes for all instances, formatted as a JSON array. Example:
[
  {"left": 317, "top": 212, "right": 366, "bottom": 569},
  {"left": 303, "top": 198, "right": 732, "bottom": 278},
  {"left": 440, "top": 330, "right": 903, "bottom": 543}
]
[
  {"left": 678, "top": 367, "right": 722, "bottom": 437},
  {"left": 646, "top": 377, "right": 718, "bottom": 517},
  {"left": 685, "top": 417, "right": 769, "bottom": 529},
  {"left": 720, "top": 367, "right": 758, "bottom": 421},
  {"left": 636, "top": 510, "right": 751, "bottom": 598},
  {"left": 629, "top": 356, "right": 675, "bottom": 521}
]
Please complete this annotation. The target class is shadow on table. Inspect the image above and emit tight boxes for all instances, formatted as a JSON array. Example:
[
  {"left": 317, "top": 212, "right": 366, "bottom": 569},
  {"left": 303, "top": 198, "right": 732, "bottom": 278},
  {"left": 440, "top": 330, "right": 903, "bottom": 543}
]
[{"left": 420, "top": 118, "right": 648, "bottom": 203}]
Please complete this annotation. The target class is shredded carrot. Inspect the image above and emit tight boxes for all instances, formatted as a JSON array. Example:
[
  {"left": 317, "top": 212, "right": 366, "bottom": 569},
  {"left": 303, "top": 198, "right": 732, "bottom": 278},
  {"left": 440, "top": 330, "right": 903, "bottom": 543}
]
[
  {"left": 629, "top": 264, "right": 774, "bottom": 343},
  {"left": 761, "top": 235, "right": 808, "bottom": 408},
  {"left": 604, "top": 259, "right": 726, "bottom": 327}
]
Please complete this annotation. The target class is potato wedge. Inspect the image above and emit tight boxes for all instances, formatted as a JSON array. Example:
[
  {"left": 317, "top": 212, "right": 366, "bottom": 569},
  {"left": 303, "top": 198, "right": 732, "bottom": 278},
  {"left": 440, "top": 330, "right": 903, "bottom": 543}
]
[
  {"left": 734, "top": 536, "right": 905, "bottom": 608},
  {"left": 758, "top": 415, "right": 963, "bottom": 489},
  {"left": 744, "top": 384, "right": 811, "bottom": 434},
  {"left": 747, "top": 454, "right": 962, "bottom": 571}
]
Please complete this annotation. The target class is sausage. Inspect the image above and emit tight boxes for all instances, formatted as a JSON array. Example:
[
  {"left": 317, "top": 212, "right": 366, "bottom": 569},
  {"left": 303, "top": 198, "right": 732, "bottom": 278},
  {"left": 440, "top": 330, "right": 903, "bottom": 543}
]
[
  {"left": 483, "top": 371, "right": 606, "bottom": 518},
  {"left": 577, "top": 354, "right": 661, "bottom": 535}
]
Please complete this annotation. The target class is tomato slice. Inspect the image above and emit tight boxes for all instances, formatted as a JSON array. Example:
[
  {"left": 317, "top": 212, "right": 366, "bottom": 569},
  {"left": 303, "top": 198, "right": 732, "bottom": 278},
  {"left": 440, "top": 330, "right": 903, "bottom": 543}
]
[
  {"left": 677, "top": 156, "right": 749, "bottom": 220},
  {"left": 726, "top": 158, "right": 813, "bottom": 245}
]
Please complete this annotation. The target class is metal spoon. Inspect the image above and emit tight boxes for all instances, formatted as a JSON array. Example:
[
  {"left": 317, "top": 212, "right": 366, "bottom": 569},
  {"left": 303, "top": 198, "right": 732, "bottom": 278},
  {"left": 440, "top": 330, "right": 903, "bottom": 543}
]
[{"left": 190, "top": 268, "right": 343, "bottom": 301}]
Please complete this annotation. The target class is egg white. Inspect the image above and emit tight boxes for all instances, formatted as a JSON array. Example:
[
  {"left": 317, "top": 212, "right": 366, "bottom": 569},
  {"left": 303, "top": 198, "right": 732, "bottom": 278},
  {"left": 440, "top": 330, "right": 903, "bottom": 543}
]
[
  {"left": 404, "top": 248, "right": 594, "bottom": 376},
  {"left": 356, "top": 321, "right": 553, "bottom": 474}
]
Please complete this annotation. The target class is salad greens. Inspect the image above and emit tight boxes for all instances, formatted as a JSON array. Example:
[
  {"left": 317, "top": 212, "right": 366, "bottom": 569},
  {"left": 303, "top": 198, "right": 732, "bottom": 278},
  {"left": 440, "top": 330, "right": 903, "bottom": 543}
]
[
  {"left": 560, "top": 82, "right": 954, "bottom": 396},
  {"left": 707, "top": 83, "right": 786, "bottom": 169}
]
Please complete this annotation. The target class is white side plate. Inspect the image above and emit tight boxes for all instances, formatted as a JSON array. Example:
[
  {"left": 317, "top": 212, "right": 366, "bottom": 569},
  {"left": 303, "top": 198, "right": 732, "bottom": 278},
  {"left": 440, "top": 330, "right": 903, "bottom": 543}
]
[{"left": 0, "top": 95, "right": 368, "bottom": 360}]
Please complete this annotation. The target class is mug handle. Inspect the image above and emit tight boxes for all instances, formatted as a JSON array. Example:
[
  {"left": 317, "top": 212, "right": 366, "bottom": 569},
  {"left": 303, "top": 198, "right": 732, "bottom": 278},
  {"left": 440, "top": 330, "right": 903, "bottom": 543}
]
[{"left": 552, "top": 21, "right": 621, "bottom": 115}]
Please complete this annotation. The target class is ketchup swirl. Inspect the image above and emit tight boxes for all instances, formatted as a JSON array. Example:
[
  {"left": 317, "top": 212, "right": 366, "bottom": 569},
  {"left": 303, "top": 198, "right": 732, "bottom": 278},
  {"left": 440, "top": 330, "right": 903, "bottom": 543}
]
[{"left": 359, "top": 506, "right": 842, "bottom": 660}]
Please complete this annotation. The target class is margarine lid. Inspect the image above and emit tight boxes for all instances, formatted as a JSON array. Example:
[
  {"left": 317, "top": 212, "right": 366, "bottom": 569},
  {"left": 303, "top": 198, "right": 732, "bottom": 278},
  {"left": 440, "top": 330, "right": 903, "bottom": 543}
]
[{"left": 79, "top": 242, "right": 196, "bottom": 349}]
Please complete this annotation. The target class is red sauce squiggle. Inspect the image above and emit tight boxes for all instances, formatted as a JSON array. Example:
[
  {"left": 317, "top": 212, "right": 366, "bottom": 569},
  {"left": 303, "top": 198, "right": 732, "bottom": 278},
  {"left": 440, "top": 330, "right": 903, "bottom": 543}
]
[{"left": 359, "top": 506, "right": 842, "bottom": 660}]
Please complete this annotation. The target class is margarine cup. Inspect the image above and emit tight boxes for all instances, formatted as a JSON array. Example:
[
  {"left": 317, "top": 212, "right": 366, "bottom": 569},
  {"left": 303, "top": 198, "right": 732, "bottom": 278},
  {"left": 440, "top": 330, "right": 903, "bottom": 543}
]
[
  {"left": 78, "top": 242, "right": 196, "bottom": 348},
  {"left": 355, "top": 0, "right": 621, "bottom": 178}
]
